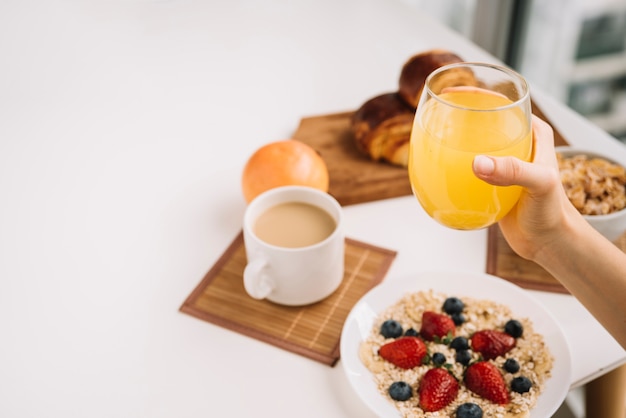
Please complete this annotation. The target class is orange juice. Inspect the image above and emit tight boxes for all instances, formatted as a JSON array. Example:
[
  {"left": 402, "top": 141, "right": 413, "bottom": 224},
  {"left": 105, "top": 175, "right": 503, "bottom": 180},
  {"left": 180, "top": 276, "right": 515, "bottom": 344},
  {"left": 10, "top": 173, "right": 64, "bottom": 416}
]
[{"left": 409, "top": 89, "right": 532, "bottom": 230}]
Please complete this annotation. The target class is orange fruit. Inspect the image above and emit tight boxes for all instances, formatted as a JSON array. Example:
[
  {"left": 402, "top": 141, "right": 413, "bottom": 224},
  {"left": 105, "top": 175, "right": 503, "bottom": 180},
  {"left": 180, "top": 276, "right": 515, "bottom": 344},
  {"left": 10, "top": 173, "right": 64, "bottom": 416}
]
[{"left": 241, "top": 140, "right": 329, "bottom": 203}]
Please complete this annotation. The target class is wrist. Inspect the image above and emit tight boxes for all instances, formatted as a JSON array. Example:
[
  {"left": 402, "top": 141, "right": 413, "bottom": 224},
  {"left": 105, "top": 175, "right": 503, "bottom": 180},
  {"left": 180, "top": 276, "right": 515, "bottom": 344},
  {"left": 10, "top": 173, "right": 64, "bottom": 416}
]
[
  {"left": 533, "top": 205, "right": 604, "bottom": 271},
  {"left": 531, "top": 204, "right": 592, "bottom": 269}
]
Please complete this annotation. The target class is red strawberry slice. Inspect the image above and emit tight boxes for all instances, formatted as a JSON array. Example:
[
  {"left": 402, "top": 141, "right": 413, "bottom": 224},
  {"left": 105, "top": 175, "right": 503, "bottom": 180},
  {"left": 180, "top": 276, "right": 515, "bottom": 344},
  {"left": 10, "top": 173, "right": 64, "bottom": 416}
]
[
  {"left": 418, "top": 368, "right": 459, "bottom": 412},
  {"left": 464, "top": 361, "right": 510, "bottom": 404},
  {"left": 471, "top": 330, "right": 515, "bottom": 360},
  {"left": 378, "top": 336, "right": 427, "bottom": 369},
  {"left": 419, "top": 311, "right": 455, "bottom": 341}
]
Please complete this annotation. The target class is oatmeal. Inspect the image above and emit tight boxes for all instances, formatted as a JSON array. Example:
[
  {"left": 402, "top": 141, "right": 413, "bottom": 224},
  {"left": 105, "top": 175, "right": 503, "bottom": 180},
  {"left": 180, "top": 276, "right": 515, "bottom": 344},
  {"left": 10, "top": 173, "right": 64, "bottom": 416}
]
[{"left": 359, "top": 290, "right": 553, "bottom": 417}]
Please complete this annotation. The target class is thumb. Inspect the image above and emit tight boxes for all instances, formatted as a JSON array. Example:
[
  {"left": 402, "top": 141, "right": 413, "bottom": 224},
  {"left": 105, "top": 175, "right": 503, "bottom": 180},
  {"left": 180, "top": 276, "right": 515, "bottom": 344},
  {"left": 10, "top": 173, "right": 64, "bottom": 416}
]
[{"left": 473, "top": 154, "right": 555, "bottom": 192}]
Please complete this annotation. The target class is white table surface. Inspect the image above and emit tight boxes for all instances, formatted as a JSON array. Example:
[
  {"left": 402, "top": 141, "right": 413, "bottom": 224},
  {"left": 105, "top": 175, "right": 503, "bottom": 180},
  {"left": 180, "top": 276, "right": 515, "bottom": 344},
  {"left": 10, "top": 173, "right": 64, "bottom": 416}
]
[{"left": 1, "top": 0, "right": 624, "bottom": 417}]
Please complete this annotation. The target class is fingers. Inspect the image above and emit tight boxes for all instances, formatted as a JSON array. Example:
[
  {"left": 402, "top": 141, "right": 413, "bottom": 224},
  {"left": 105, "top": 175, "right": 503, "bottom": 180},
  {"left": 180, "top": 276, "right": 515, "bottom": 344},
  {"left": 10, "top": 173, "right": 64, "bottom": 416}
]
[
  {"left": 531, "top": 115, "right": 557, "bottom": 167},
  {"left": 473, "top": 116, "right": 559, "bottom": 191},
  {"left": 473, "top": 155, "right": 538, "bottom": 188},
  {"left": 473, "top": 153, "right": 559, "bottom": 193}
]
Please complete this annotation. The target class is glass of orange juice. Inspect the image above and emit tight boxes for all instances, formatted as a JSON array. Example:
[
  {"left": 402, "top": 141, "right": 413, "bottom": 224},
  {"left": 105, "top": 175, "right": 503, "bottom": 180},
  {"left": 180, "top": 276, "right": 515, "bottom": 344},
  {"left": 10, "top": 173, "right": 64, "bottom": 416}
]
[{"left": 409, "top": 62, "right": 533, "bottom": 230}]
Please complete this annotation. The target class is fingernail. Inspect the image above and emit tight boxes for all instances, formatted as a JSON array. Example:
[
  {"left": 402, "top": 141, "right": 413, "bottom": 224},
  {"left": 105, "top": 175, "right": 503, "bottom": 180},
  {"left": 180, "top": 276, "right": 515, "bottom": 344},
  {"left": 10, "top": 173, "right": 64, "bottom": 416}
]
[{"left": 473, "top": 155, "right": 495, "bottom": 175}]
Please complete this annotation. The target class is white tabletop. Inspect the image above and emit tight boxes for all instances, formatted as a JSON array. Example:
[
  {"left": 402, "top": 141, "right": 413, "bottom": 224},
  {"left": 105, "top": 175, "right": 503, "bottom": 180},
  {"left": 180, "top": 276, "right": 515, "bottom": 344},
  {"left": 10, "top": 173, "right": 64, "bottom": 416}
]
[{"left": 1, "top": 0, "right": 624, "bottom": 417}]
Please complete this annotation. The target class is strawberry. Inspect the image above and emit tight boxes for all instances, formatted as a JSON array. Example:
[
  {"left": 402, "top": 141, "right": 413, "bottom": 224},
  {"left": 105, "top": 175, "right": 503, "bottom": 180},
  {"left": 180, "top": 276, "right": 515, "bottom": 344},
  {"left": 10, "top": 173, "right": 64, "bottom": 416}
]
[
  {"left": 418, "top": 368, "right": 459, "bottom": 412},
  {"left": 419, "top": 311, "right": 455, "bottom": 341},
  {"left": 378, "top": 336, "right": 427, "bottom": 369},
  {"left": 471, "top": 330, "right": 515, "bottom": 360},
  {"left": 464, "top": 361, "right": 510, "bottom": 404}
]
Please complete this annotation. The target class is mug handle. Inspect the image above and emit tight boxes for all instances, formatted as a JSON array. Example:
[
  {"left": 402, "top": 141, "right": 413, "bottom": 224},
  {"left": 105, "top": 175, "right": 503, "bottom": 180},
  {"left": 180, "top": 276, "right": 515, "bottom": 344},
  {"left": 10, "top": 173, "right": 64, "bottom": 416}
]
[{"left": 243, "top": 258, "right": 274, "bottom": 300}]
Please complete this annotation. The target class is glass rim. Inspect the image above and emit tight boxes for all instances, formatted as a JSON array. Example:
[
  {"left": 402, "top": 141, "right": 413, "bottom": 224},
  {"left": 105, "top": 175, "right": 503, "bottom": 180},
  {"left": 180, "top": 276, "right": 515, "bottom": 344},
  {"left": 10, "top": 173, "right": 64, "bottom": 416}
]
[{"left": 424, "top": 62, "right": 530, "bottom": 112}]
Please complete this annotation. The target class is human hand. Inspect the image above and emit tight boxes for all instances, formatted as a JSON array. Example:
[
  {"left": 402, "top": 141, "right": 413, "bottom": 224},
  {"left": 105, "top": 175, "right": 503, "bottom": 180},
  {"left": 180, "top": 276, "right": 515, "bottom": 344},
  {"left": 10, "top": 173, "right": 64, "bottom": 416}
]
[{"left": 472, "top": 116, "right": 580, "bottom": 260}]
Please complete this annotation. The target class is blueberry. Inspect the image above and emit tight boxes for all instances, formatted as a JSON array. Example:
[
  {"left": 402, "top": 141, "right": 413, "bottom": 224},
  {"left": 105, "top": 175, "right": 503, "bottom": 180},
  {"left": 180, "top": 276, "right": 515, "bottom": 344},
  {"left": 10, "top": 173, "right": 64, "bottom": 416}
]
[
  {"left": 504, "top": 358, "right": 520, "bottom": 373},
  {"left": 432, "top": 352, "right": 446, "bottom": 366},
  {"left": 455, "top": 349, "right": 472, "bottom": 366},
  {"left": 451, "top": 312, "right": 466, "bottom": 325},
  {"left": 380, "top": 319, "right": 403, "bottom": 338},
  {"left": 511, "top": 376, "right": 532, "bottom": 393},
  {"left": 504, "top": 319, "right": 524, "bottom": 338},
  {"left": 456, "top": 402, "right": 483, "bottom": 418},
  {"left": 404, "top": 328, "right": 419, "bottom": 337},
  {"left": 388, "top": 381, "right": 413, "bottom": 401},
  {"left": 443, "top": 297, "right": 465, "bottom": 314},
  {"left": 450, "top": 336, "right": 469, "bottom": 351}
]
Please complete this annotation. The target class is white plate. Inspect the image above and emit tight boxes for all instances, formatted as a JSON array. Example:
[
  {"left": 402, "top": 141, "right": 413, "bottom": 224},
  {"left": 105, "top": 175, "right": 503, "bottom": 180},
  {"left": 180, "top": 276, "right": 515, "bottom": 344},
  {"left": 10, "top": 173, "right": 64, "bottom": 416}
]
[{"left": 340, "top": 270, "right": 572, "bottom": 418}]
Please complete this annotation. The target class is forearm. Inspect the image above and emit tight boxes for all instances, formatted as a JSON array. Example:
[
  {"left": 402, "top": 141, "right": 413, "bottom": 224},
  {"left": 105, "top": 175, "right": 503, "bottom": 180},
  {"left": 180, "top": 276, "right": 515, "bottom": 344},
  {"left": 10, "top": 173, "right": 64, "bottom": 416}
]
[{"left": 533, "top": 214, "right": 626, "bottom": 349}]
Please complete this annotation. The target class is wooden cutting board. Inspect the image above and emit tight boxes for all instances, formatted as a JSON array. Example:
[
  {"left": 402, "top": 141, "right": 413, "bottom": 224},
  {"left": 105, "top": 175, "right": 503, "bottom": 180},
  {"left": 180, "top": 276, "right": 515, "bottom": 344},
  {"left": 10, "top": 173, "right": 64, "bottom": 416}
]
[
  {"left": 292, "top": 111, "right": 411, "bottom": 206},
  {"left": 292, "top": 102, "right": 567, "bottom": 206}
]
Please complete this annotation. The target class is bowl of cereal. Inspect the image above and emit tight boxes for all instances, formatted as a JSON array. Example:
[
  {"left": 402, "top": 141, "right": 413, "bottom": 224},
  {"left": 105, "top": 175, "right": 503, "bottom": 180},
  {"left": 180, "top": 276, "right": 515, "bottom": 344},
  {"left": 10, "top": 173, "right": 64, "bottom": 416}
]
[{"left": 556, "top": 146, "right": 626, "bottom": 242}]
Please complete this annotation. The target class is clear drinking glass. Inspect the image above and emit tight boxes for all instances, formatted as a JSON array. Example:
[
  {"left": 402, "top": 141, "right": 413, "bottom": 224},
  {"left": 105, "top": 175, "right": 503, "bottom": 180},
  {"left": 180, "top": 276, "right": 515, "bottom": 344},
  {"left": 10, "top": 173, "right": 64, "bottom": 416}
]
[{"left": 409, "top": 62, "right": 533, "bottom": 230}]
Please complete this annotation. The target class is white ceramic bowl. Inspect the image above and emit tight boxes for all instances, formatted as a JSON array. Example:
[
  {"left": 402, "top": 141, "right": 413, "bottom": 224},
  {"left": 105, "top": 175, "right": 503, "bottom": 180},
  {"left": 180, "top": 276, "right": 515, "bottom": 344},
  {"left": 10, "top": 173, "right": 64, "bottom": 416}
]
[{"left": 556, "top": 146, "right": 626, "bottom": 242}]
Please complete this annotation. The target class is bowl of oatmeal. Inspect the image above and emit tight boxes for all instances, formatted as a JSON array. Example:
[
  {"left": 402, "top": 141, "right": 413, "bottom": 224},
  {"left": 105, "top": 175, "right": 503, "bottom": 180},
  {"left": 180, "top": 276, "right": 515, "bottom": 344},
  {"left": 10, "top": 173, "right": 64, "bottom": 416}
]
[
  {"left": 556, "top": 146, "right": 626, "bottom": 242},
  {"left": 340, "top": 271, "right": 571, "bottom": 418}
]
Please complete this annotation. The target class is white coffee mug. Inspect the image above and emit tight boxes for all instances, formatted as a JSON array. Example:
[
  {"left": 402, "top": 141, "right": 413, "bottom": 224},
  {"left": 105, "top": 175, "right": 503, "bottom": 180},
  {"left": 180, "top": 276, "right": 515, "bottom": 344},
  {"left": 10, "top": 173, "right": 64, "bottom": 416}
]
[{"left": 242, "top": 186, "right": 344, "bottom": 306}]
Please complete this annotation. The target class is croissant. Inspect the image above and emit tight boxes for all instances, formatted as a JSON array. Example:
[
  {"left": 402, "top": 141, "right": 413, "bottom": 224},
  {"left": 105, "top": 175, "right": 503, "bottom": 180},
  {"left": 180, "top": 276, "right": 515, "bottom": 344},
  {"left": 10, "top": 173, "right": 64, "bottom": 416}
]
[
  {"left": 398, "top": 49, "right": 475, "bottom": 108},
  {"left": 351, "top": 49, "right": 477, "bottom": 168},
  {"left": 351, "top": 92, "right": 415, "bottom": 167}
]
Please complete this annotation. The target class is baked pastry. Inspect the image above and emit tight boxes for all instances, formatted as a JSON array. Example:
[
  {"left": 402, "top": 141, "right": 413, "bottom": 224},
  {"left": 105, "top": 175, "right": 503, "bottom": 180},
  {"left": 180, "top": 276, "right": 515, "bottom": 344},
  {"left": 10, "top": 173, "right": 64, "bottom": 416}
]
[
  {"left": 351, "top": 49, "right": 477, "bottom": 167},
  {"left": 398, "top": 49, "right": 476, "bottom": 108},
  {"left": 351, "top": 92, "right": 415, "bottom": 167}
]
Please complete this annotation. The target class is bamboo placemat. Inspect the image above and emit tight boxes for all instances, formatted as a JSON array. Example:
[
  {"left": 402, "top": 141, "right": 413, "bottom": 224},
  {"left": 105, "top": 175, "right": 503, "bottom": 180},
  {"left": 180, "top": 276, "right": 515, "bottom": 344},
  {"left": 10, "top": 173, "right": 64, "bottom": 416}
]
[
  {"left": 486, "top": 225, "right": 626, "bottom": 293},
  {"left": 180, "top": 232, "right": 397, "bottom": 366}
]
